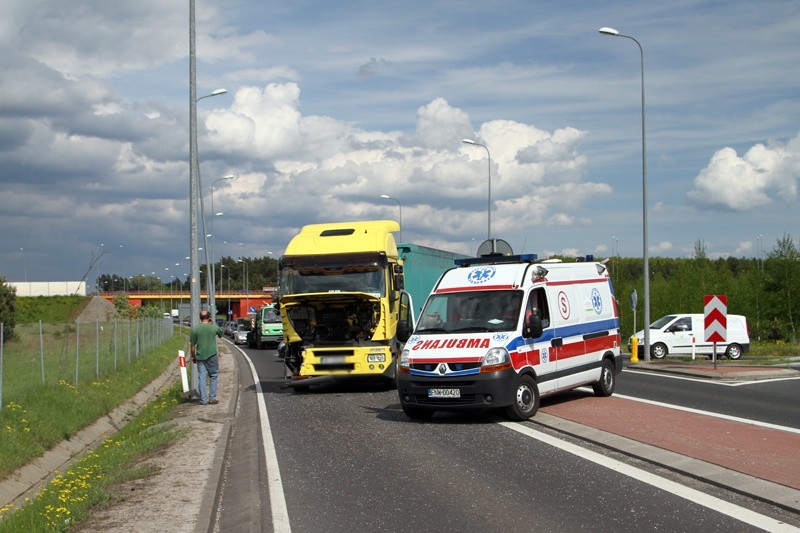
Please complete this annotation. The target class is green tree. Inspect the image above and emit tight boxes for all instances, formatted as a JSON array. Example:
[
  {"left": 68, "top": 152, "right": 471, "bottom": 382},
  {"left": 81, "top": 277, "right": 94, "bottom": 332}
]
[
  {"left": 0, "top": 276, "right": 16, "bottom": 341},
  {"left": 763, "top": 234, "right": 800, "bottom": 340},
  {"left": 112, "top": 294, "right": 135, "bottom": 319}
]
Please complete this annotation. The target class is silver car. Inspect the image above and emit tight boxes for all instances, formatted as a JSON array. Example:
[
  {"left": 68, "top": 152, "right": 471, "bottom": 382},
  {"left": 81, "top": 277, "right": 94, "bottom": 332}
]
[{"left": 233, "top": 324, "right": 250, "bottom": 345}]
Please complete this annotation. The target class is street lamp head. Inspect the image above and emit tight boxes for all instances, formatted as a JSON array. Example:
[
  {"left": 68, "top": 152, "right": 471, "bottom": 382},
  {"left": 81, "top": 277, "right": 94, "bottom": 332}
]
[
  {"left": 599, "top": 27, "right": 619, "bottom": 36},
  {"left": 462, "top": 138, "right": 477, "bottom": 145},
  {"left": 215, "top": 212, "right": 224, "bottom": 216},
  {"left": 210, "top": 88, "right": 227, "bottom": 96},
  {"left": 380, "top": 194, "right": 391, "bottom": 200}
]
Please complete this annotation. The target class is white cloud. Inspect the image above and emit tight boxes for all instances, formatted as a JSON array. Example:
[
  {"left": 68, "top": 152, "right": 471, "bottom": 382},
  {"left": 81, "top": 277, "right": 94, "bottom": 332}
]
[
  {"left": 649, "top": 241, "right": 673, "bottom": 254},
  {"left": 687, "top": 132, "right": 800, "bottom": 211},
  {"left": 734, "top": 240, "right": 753, "bottom": 256}
]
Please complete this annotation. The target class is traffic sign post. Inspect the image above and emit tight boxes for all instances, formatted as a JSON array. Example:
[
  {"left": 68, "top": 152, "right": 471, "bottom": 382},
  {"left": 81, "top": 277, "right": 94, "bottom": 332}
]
[{"left": 704, "top": 295, "right": 728, "bottom": 369}]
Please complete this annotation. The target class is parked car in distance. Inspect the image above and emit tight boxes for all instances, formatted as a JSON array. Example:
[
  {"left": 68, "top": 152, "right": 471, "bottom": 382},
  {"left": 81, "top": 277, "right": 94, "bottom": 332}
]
[
  {"left": 233, "top": 323, "right": 251, "bottom": 345},
  {"left": 224, "top": 321, "right": 236, "bottom": 337}
]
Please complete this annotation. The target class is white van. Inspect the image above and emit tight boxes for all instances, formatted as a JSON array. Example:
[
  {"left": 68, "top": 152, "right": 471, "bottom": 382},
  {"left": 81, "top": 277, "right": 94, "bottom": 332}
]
[
  {"left": 629, "top": 314, "right": 750, "bottom": 360},
  {"left": 395, "top": 254, "right": 623, "bottom": 421}
]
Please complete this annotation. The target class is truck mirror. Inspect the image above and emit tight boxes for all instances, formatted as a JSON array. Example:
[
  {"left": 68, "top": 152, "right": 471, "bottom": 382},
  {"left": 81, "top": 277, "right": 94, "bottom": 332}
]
[
  {"left": 523, "top": 314, "right": 543, "bottom": 339},
  {"left": 394, "top": 273, "right": 405, "bottom": 291},
  {"left": 397, "top": 320, "right": 412, "bottom": 343}
]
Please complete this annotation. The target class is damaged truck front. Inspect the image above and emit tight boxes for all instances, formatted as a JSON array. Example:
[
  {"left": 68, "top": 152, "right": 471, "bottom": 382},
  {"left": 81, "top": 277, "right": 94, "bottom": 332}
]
[{"left": 278, "top": 220, "right": 411, "bottom": 388}]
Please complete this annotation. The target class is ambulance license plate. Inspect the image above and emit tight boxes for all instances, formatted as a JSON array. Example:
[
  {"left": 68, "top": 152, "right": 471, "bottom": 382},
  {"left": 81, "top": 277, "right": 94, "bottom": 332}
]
[{"left": 428, "top": 388, "right": 460, "bottom": 398}]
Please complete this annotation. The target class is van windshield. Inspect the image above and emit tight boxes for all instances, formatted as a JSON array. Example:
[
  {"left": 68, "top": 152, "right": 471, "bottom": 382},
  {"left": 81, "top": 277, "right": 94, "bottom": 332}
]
[
  {"left": 416, "top": 290, "right": 523, "bottom": 334},
  {"left": 650, "top": 315, "right": 677, "bottom": 329}
]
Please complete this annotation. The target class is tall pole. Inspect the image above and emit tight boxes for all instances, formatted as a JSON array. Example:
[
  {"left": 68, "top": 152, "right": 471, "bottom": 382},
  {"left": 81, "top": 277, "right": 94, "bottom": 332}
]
[
  {"left": 462, "top": 139, "right": 492, "bottom": 240},
  {"left": 210, "top": 175, "right": 234, "bottom": 316},
  {"left": 599, "top": 27, "right": 650, "bottom": 361},
  {"left": 379, "top": 195, "right": 403, "bottom": 242},
  {"left": 189, "top": 0, "right": 200, "bottom": 328}
]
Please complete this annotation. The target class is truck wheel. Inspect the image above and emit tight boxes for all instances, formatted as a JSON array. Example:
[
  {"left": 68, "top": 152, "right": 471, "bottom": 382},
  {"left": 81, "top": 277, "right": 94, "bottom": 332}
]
[
  {"left": 592, "top": 359, "right": 616, "bottom": 397},
  {"left": 504, "top": 375, "right": 539, "bottom": 421},
  {"left": 725, "top": 343, "right": 743, "bottom": 360},
  {"left": 651, "top": 342, "right": 668, "bottom": 359},
  {"left": 402, "top": 404, "right": 434, "bottom": 420}
]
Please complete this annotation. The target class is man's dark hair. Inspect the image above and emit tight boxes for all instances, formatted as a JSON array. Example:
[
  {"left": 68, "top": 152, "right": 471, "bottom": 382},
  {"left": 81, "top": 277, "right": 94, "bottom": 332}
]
[{"left": 200, "top": 310, "right": 210, "bottom": 319}]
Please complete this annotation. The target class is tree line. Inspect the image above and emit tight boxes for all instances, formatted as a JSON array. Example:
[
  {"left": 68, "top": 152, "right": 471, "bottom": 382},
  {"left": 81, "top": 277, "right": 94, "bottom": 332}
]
[
  {"left": 8, "top": 234, "right": 795, "bottom": 344},
  {"left": 608, "top": 235, "right": 798, "bottom": 342}
]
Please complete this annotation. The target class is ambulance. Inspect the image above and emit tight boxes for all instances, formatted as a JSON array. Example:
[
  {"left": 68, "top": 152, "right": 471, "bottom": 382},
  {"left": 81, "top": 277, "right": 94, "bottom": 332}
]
[{"left": 396, "top": 253, "right": 622, "bottom": 421}]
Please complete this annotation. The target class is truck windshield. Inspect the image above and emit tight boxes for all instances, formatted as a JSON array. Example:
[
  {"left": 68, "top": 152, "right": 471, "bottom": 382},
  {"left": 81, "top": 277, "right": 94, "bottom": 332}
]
[
  {"left": 281, "top": 265, "right": 385, "bottom": 297},
  {"left": 262, "top": 308, "right": 280, "bottom": 323},
  {"left": 416, "top": 290, "right": 523, "bottom": 334}
]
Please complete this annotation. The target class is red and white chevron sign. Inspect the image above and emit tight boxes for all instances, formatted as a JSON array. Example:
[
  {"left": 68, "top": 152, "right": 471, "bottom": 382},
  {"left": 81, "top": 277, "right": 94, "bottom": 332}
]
[{"left": 704, "top": 295, "right": 727, "bottom": 343}]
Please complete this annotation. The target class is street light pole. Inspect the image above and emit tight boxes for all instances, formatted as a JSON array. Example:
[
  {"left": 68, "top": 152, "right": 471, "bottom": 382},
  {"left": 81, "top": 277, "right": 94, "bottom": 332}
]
[
  {"left": 189, "top": 0, "right": 227, "bottom": 330},
  {"left": 599, "top": 26, "right": 650, "bottom": 361},
  {"left": 379, "top": 194, "right": 403, "bottom": 242},
  {"left": 209, "top": 174, "right": 235, "bottom": 317},
  {"left": 462, "top": 139, "right": 492, "bottom": 240}
]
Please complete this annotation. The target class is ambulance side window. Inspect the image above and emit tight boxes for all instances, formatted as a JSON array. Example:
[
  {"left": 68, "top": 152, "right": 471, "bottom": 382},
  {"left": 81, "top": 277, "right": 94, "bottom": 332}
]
[{"left": 526, "top": 288, "right": 550, "bottom": 329}]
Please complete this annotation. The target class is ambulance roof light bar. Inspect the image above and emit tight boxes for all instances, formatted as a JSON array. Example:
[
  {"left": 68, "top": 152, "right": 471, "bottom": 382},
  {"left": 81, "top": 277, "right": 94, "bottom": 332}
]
[{"left": 454, "top": 253, "right": 539, "bottom": 267}]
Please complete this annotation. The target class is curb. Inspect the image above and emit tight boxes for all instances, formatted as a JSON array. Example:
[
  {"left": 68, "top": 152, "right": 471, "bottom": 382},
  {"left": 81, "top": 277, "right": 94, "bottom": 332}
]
[
  {"left": 532, "top": 412, "right": 800, "bottom": 515},
  {"left": 194, "top": 344, "right": 239, "bottom": 533}
]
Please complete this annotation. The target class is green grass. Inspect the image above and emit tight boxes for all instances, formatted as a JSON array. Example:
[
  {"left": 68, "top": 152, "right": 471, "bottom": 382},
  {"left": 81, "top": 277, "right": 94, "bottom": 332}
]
[
  {"left": 0, "top": 326, "right": 188, "bottom": 479},
  {"left": 0, "top": 384, "right": 186, "bottom": 532},
  {"left": 13, "top": 296, "right": 90, "bottom": 324}
]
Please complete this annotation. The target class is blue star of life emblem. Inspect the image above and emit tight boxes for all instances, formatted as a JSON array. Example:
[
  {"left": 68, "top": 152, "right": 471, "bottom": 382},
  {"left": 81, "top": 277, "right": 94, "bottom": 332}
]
[
  {"left": 591, "top": 288, "right": 603, "bottom": 314},
  {"left": 467, "top": 266, "right": 496, "bottom": 284}
]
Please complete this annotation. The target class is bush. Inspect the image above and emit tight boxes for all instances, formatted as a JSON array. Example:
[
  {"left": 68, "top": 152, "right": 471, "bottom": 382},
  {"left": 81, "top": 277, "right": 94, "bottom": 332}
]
[{"left": 0, "top": 276, "right": 16, "bottom": 341}]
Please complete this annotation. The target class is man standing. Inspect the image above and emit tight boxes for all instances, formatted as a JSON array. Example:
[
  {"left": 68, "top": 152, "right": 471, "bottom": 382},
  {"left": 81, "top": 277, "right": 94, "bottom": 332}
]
[{"left": 190, "top": 310, "right": 223, "bottom": 405}]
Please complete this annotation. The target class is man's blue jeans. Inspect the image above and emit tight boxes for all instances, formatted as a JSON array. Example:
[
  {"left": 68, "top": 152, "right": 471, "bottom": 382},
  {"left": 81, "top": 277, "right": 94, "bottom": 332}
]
[{"left": 197, "top": 355, "right": 218, "bottom": 404}]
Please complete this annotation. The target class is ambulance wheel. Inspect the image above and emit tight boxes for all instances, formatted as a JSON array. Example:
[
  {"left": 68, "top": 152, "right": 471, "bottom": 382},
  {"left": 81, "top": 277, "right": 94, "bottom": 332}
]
[
  {"left": 651, "top": 342, "right": 668, "bottom": 359},
  {"left": 592, "top": 359, "right": 616, "bottom": 397},
  {"left": 505, "top": 375, "right": 539, "bottom": 421},
  {"left": 402, "top": 404, "right": 434, "bottom": 421},
  {"left": 725, "top": 343, "right": 743, "bottom": 360}
]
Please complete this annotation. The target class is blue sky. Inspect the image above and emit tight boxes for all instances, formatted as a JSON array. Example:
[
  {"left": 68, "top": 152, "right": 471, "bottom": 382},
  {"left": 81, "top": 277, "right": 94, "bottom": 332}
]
[{"left": 1, "top": 0, "right": 799, "bottom": 286}]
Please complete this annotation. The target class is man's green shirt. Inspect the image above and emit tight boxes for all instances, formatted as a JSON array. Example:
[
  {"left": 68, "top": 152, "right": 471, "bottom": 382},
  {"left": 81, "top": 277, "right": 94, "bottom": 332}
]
[{"left": 190, "top": 322, "right": 223, "bottom": 360}]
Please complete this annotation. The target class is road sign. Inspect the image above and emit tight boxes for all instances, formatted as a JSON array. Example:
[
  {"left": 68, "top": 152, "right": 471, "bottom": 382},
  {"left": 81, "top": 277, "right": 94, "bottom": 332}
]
[
  {"left": 249, "top": 306, "right": 256, "bottom": 313},
  {"left": 704, "top": 295, "right": 727, "bottom": 343},
  {"left": 630, "top": 289, "right": 637, "bottom": 311}
]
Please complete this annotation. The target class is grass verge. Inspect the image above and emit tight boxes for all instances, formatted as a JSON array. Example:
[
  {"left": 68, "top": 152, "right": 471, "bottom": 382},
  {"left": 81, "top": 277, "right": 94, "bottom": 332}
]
[
  {"left": 0, "top": 383, "right": 186, "bottom": 531},
  {"left": 0, "top": 330, "right": 188, "bottom": 478}
]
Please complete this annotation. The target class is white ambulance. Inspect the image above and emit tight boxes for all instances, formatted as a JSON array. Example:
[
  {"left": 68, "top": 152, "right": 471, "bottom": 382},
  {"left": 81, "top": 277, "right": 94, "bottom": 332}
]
[{"left": 396, "top": 254, "right": 622, "bottom": 421}]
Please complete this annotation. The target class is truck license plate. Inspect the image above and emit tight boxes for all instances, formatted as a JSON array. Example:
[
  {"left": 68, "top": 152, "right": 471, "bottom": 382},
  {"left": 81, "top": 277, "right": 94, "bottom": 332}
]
[
  {"left": 428, "top": 388, "right": 460, "bottom": 398},
  {"left": 320, "top": 356, "right": 346, "bottom": 364}
]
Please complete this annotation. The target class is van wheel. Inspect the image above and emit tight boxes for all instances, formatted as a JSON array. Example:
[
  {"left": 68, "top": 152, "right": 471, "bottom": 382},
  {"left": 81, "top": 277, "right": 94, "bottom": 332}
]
[
  {"left": 725, "top": 343, "right": 743, "bottom": 360},
  {"left": 402, "top": 404, "right": 434, "bottom": 420},
  {"left": 592, "top": 359, "right": 616, "bottom": 397},
  {"left": 504, "top": 375, "right": 539, "bottom": 421},
  {"left": 651, "top": 343, "right": 668, "bottom": 359}
]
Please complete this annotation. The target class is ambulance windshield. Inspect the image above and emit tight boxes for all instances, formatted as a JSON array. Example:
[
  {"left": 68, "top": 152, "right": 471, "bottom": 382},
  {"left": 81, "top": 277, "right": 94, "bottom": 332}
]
[{"left": 416, "top": 290, "right": 523, "bottom": 333}]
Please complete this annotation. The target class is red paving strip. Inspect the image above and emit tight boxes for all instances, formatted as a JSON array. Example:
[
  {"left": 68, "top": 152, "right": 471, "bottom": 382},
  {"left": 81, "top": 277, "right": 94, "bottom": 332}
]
[{"left": 540, "top": 395, "right": 800, "bottom": 491}]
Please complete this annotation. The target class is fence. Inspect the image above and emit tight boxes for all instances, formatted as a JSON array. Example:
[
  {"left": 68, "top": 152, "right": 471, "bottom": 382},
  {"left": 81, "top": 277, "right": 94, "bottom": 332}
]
[{"left": 0, "top": 317, "right": 175, "bottom": 411}]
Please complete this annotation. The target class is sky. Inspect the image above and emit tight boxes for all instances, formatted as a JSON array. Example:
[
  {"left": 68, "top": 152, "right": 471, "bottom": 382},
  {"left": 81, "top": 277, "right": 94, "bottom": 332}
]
[{"left": 1, "top": 0, "right": 799, "bottom": 287}]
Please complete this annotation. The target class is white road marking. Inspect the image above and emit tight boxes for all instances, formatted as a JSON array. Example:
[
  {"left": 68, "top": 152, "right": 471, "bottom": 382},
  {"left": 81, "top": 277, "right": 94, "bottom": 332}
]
[
  {"left": 623, "top": 368, "right": 800, "bottom": 387},
  {"left": 578, "top": 381, "right": 800, "bottom": 435},
  {"left": 500, "top": 421, "right": 797, "bottom": 533},
  {"left": 242, "top": 351, "right": 292, "bottom": 533}
]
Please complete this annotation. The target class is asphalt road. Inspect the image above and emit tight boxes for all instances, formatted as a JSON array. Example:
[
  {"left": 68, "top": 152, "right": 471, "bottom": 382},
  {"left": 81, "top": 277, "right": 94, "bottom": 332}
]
[
  {"left": 617, "top": 368, "right": 800, "bottom": 429},
  {"left": 213, "top": 345, "right": 800, "bottom": 532}
]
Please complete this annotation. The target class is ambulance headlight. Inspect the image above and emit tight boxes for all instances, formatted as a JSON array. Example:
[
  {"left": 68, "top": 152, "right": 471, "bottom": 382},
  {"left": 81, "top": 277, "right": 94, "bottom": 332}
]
[
  {"left": 398, "top": 349, "right": 410, "bottom": 368},
  {"left": 482, "top": 348, "right": 509, "bottom": 367}
]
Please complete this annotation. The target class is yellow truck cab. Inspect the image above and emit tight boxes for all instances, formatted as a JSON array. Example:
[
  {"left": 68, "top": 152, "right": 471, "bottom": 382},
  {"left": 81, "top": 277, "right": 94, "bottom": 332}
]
[
  {"left": 278, "top": 220, "right": 404, "bottom": 388},
  {"left": 396, "top": 253, "right": 623, "bottom": 420}
]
